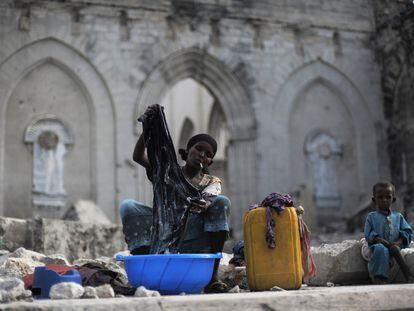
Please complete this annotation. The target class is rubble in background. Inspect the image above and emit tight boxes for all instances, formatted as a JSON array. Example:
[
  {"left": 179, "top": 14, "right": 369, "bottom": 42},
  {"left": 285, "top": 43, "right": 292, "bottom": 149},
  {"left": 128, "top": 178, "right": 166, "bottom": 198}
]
[
  {"left": 0, "top": 217, "right": 124, "bottom": 262},
  {"left": 62, "top": 200, "right": 111, "bottom": 225}
]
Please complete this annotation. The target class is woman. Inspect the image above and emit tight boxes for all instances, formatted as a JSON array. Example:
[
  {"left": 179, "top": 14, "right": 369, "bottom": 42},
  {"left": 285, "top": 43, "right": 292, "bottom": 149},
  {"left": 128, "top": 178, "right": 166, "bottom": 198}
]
[{"left": 119, "top": 106, "right": 231, "bottom": 293}]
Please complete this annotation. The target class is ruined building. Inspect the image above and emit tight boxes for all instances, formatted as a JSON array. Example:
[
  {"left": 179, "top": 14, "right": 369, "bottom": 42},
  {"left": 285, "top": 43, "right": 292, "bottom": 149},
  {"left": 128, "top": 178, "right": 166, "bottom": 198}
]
[{"left": 0, "top": 0, "right": 411, "bottom": 238}]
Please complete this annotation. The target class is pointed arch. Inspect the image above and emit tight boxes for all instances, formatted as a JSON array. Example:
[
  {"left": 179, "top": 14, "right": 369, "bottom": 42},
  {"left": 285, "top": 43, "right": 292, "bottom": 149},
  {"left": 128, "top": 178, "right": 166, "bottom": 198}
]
[
  {"left": 0, "top": 38, "right": 117, "bottom": 219},
  {"left": 134, "top": 48, "right": 256, "bottom": 140},
  {"left": 178, "top": 118, "right": 195, "bottom": 149},
  {"left": 208, "top": 101, "right": 229, "bottom": 160},
  {"left": 134, "top": 48, "right": 257, "bottom": 238},
  {"left": 261, "top": 60, "right": 380, "bottom": 203}
]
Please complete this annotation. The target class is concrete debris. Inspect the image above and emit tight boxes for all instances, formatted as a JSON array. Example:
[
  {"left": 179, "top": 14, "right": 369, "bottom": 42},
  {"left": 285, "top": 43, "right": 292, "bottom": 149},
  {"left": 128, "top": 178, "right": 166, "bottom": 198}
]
[
  {"left": 49, "top": 282, "right": 84, "bottom": 300},
  {"left": 95, "top": 284, "right": 115, "bottom": 298},
  {"left": 0, "top": 217, "right": 124, "bottom": 261},
  {"left": 0, "top": 248, "right": 70, "bottom": 278},
  {"left": 27, "top": 218, "right": 124, "bottom": 262},
  {"left": 220, "top": 252, "right": 233, "bottom": 266},
  {"left": 9, "top": 247, "right": 47, "bottom": 262},
  {"left": 134, "top": 286, "right": 161, "bottom": 297},
  {"left": 218, "top": 260, "right": 248, "bottom": 289},
  {"left": 393, "top": 248, "right": 414, "bottom": 283},
  {"left": 0, "top": 218, "right": 28, "bottom": 252},
  {"left": 228, "top": 285, "right": 241, "bottom": 293},
  {"left": 10, "top": 247, "right": 69, "bottom": 266},
  {"left": 62, "top": 200, "right": 111, "bottom": 225},
  {"left": 1, "top": 257, "right": 43, "bottom": 278},
  {"left": 306, "top": 240, "right": 370, "bottom": 286},
  {"left": 82, "top": 286, "right": 98, "bottom": 299},
  {"left": 0, "top": 277, "right": 31, "bottom": 302},
  {"left": 40, "top": 254, "right": 70, "bottom": 266}
]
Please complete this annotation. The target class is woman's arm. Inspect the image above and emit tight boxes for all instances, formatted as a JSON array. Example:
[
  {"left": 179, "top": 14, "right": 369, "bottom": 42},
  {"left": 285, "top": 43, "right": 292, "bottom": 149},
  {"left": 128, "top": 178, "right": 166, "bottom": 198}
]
[{"left": 133, "top": 133, "right": 151, "bottom": 170}]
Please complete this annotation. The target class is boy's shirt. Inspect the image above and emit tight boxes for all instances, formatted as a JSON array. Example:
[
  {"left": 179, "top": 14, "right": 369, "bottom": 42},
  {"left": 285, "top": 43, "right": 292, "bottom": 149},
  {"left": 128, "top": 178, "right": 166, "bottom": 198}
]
[{"left": 364, "top": 210, "right": 413, "bottom": 248}]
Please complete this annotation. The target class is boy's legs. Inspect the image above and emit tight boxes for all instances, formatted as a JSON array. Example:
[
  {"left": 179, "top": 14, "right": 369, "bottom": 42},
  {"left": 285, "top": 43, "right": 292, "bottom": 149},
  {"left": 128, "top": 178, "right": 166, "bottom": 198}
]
[
  {"left": 119, "top": 199, "right": 152, "bottom": 255},
  {"left": 369, "top": 243, "right": 390, "bottom": 283},
  {"left": 389, "top": 244, "right": 414, "bottom": 282}
]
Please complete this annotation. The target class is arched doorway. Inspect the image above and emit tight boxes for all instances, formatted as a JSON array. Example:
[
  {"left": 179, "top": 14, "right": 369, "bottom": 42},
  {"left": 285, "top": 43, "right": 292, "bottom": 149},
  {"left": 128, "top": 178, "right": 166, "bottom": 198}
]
[
  {"left": 134, "top": 49, "right": 256, "bottom": 238},
  {"left": 261, "top": 60, "right": 381, "bottom": 230}
]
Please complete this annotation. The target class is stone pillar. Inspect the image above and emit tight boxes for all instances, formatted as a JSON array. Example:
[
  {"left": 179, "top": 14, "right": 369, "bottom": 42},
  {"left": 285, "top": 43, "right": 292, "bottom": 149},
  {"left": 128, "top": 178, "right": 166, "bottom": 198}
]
[{"left": 227, "top": 137, "right": 256, "bottom": 239}]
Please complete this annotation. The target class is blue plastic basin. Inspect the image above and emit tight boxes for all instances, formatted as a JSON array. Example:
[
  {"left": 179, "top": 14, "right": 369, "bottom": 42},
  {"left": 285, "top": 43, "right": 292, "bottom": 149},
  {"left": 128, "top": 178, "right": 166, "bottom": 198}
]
[{"left": 116, "top": 253, "right": 221, "bottom": 295}]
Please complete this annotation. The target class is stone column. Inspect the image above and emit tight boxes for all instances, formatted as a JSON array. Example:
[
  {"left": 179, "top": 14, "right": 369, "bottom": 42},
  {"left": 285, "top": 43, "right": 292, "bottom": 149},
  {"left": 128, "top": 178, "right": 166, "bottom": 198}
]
[{"left": 227, "top": 137, "right": 257, "bottom": 239}]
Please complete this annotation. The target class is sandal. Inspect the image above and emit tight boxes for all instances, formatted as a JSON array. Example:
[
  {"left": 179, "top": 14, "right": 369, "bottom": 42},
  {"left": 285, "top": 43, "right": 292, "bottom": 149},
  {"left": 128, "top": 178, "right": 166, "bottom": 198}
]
[{"left": 203, "top": 280, "right": 229, "bottom": 293}]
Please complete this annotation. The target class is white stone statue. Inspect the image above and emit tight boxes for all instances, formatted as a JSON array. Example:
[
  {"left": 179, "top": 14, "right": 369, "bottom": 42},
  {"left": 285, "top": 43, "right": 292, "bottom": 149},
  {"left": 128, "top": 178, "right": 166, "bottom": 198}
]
[
  {"left": 25, "top": 116, "right": 73, "bottom": 207},
  {"left": 306, "top": 132, "right": 342, "bottom": 209}
]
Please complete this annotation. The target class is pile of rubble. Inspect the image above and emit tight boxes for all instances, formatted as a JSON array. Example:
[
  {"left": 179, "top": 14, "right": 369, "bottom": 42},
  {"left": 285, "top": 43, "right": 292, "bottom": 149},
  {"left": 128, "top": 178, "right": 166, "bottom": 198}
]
[{"left": 0, "top": 212, "right": 414, "bottom": 304}]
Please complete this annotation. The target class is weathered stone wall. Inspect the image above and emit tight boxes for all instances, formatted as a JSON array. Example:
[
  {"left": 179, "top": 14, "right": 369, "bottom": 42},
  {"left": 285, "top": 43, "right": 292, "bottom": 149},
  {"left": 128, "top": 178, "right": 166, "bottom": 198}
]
[
  {"left": 0, "top": 0, "right": 387, "bottom": 237},
  {"left": 373, "top": 0, "right": 414, "bottom": 222}
]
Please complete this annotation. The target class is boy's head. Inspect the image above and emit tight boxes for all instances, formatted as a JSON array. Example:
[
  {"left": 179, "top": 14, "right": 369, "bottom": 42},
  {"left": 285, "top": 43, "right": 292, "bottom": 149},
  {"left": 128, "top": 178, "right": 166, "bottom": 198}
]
[{"left": 372, "top": 182, "right": 396, "bottom": 211}]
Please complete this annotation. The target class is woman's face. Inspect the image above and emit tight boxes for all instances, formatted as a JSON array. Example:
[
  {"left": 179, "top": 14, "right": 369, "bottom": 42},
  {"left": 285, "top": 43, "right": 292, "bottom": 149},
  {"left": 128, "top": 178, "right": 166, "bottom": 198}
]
[{"left": 187, "top": 141, "right": 214, "bottom": 169}]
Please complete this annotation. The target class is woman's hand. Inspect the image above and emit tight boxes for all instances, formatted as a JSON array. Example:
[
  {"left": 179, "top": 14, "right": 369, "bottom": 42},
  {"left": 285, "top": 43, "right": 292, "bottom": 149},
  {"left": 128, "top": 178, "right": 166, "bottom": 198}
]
[{"left": 189, "top": 198, "right": 211, "bottom": 214}]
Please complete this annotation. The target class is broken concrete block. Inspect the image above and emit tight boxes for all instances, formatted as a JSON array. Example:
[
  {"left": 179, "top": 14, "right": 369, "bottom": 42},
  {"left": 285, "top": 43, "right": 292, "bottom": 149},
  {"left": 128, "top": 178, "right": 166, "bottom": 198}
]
[
  {"left": 0, "top": 247, "right": 69, "bottom": 278},
  {"left": 218, "top": 263, "right": 248, "bottom": 290},
  {"left": 0, "top": 217, "right": 125, "bottom": 262},
  {"left": 62, "top": 200, "right": 111, "bottom": 225},
  {"left": 393, "top": 248, "right": 414, "bottom": 283},
  {"left": 306, "top": 240, "right": 369, "bottom": 286},
  {"left": 0, "top": 217, "right": 28, "bottom": 252},
  {"left": 220, "top": 252, "right": 233, "bottom": 266},
  {"left": 82, "top": 286, "right": 98, "bottom": 299},
  {"left": 95, "top": 284, "right": 115, "bottom": 298},
  {"left": 134, "top": 286, "right": 161, "bottom": 297},
  {"left": 27, "top": 218, "right": 124, "bottom": 261},
  {"left": 0, "top": 251, "right": 9, "bottom": 268},
  {"left": 49, "top": 282, "right": 84, "bottom": 300},
  {"left": 40, "top": 254, "right": 70, "bottom": 266},
  {"left": 9, "top": 247, "right": 47, "bottom": 262},
  {"left": 1, "top": 257, "right": 43, "bottom": 278},
  {"left": 0, "top": 277, "right": 31, "bottom": 302},
  {"left": 228, "top": 285, "right": 241, "bottom": 293}
]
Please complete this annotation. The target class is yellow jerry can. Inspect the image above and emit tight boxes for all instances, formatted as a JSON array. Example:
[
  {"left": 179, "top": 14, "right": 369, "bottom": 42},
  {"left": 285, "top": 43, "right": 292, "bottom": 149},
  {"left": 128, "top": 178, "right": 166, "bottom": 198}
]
[{"left": 244, "top": 206, "right": 302, "bottom": 290}]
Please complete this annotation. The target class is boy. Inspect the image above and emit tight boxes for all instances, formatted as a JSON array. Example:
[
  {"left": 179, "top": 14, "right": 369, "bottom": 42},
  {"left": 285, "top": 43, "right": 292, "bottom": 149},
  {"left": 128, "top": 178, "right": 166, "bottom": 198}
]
[{"left": 364, "top": 182, "right": 413, "bottom": 284}]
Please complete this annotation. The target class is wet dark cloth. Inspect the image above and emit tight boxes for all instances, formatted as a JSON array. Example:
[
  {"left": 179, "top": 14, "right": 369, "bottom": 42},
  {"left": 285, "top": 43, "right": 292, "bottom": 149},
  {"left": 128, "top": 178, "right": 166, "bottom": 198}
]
[
  {"left": 79, "top": 263, "right": 135, "bottom": 295},
  {"left": 250, "top": 193, "right": 293, "bottom": 249},
  {"left": 229, "top": 240, "right": 245, "bottom": 266},
  {"left": 138, "top": 105, "right": 201, "bottom": 254}
]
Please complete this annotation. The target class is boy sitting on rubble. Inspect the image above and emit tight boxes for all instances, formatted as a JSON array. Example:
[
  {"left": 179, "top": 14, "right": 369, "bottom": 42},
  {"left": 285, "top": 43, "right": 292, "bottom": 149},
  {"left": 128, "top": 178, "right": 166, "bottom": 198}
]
[{"left": 364, "top": 182, "right": 413, "bottom": 284}]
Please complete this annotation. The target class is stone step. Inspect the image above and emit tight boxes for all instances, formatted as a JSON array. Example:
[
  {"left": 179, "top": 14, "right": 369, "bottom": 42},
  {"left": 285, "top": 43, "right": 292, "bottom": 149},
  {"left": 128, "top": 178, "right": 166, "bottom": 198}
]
[{"left": 1, "top": 284, "right": 414, "bottom": 310}]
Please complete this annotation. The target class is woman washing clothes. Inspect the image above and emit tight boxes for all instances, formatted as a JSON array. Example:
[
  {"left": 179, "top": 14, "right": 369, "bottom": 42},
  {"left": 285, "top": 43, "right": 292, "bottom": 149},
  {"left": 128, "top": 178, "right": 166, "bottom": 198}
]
[{"left": 119, "top": 105, "right": 231, "bottom": 293}]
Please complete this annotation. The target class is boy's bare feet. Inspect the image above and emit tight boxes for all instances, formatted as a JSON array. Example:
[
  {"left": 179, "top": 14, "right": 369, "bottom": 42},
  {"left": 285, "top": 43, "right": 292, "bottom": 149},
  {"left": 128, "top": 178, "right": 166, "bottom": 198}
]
[{"left": 371, "top": 276, "right": 388, "bottom": 285}]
